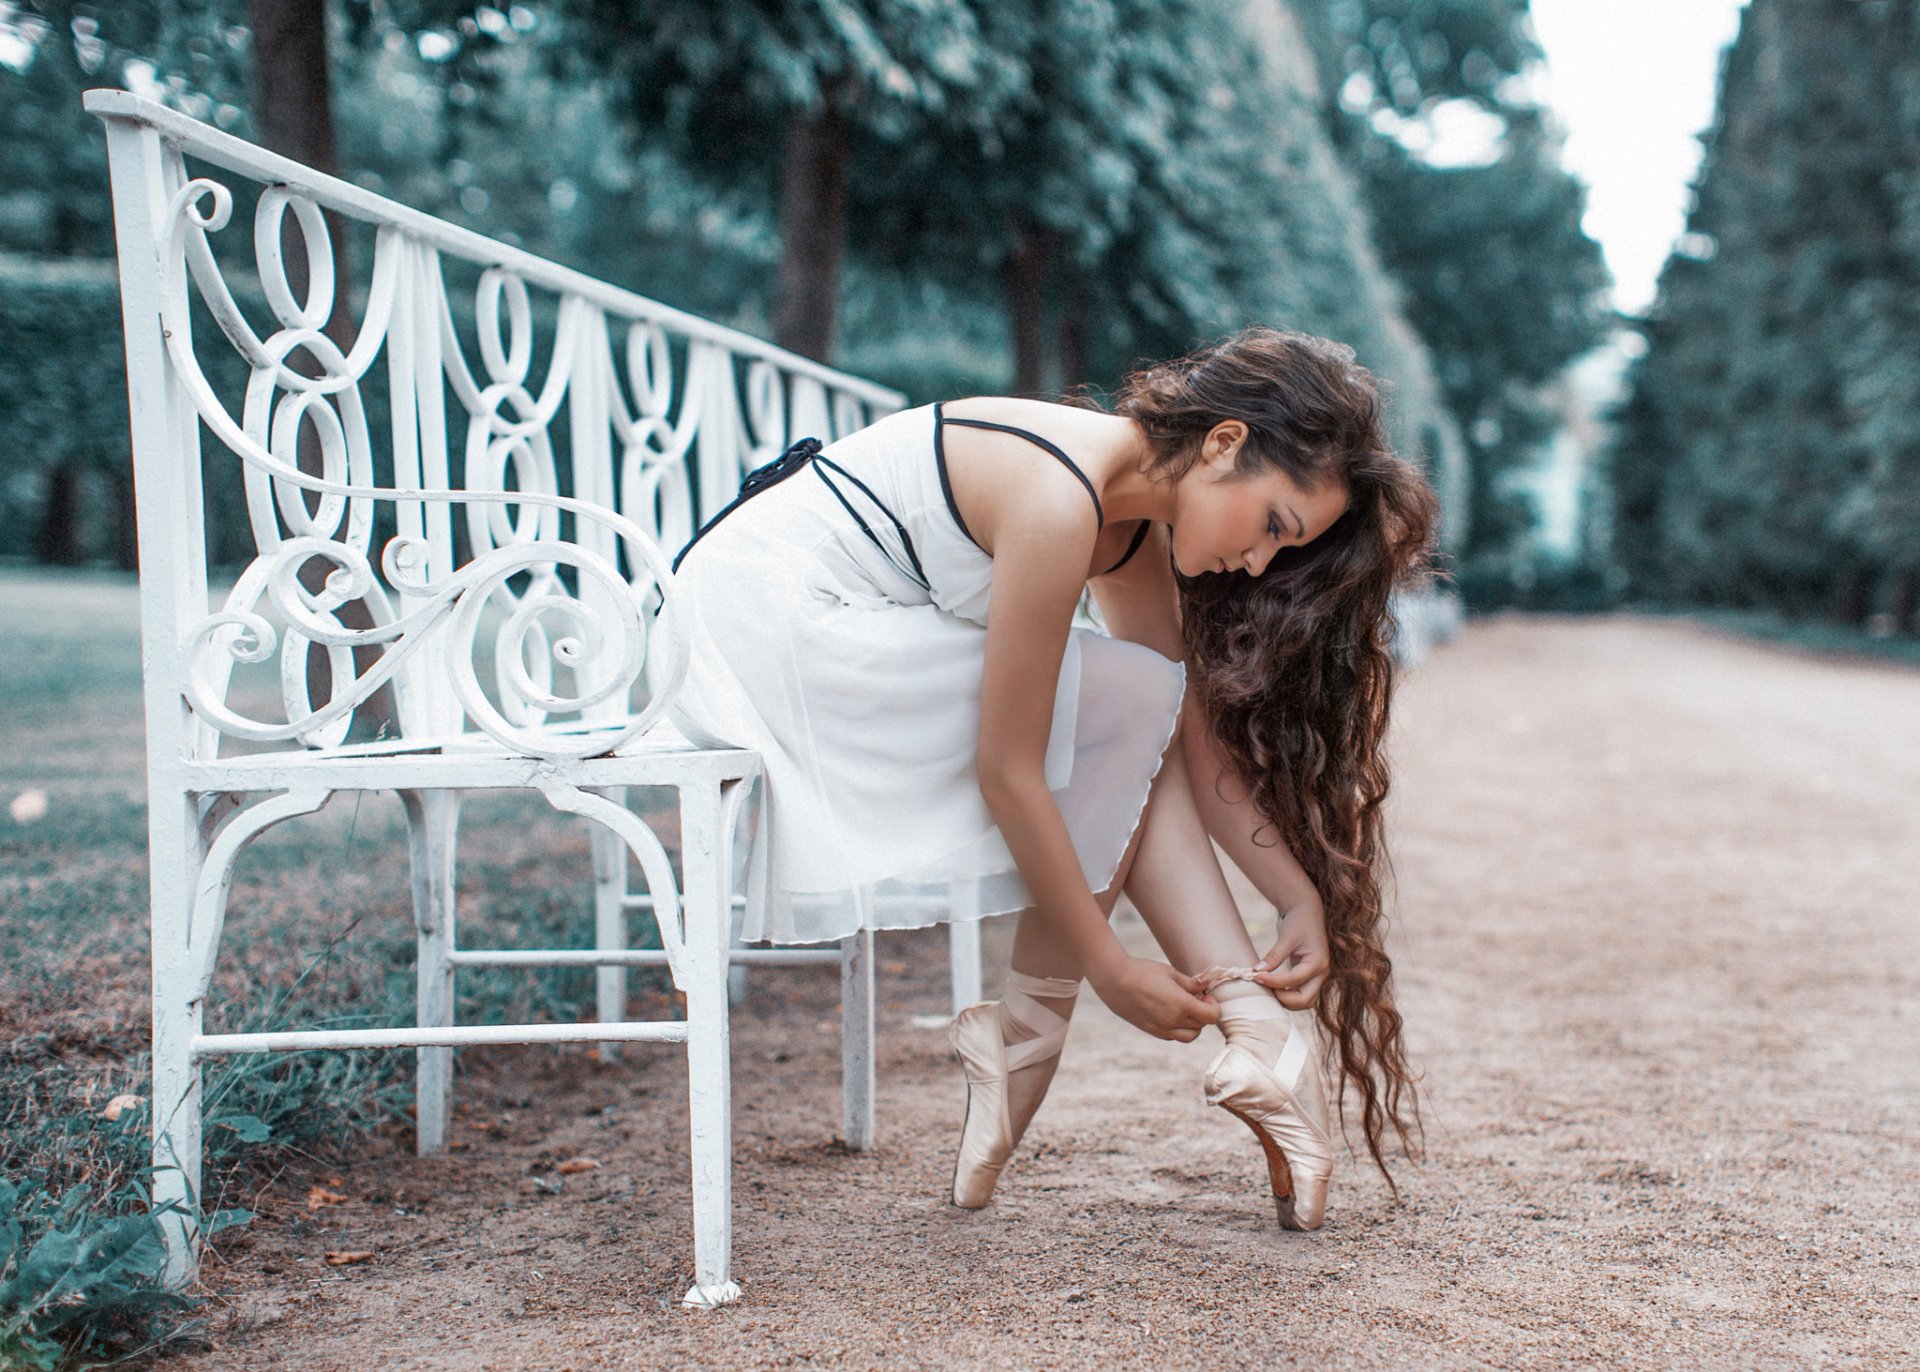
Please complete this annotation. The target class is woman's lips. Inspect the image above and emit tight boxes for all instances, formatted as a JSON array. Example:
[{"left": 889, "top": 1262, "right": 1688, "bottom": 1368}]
[{"left": 1218, "top": 558, "right": 1228, "bottom": 573}]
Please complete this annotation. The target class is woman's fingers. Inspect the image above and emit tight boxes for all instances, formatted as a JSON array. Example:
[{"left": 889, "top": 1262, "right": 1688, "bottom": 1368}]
[
  {"left": 1270, "top": 973, "right": 1326, "bottom": 1011},
  {"left": 1252, "top": 974, "right": 1325, "bottom": 1005},
  {"left": 1251, "top": 955, "right": 1329, "bottom": 1006},
  {"left": 1161, "top": 966, "right": 1221, "bottom": 1029},
  {"left": 1251, "top": 962, "right": 1321, "bottom": 989}
]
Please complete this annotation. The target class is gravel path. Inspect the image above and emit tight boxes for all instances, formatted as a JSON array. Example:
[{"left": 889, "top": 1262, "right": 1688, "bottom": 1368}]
[{"left": 163, "top": 615, "right": 1920, "bottom": 1369}]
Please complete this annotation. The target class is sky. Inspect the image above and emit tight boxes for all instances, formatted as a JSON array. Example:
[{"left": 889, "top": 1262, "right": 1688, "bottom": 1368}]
[{"left": 1524, "top": 0, "right": 1752, "bottom": 318}]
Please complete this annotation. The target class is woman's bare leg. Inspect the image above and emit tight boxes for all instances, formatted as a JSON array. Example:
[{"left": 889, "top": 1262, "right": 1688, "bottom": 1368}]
[
  {"left": 1010, "top": 733, "right": 1257, "bottom": 980},
  {"left": 994, "top": 728, "right": 1258, "bottom": 1144},
  {"left": 1118, "top": 738, "right": 1318, "bottom": 1135},
  {"left": 1111, "top": 733, "right": 1263, "bottom": 973},
  {"left": 985, "top": 801, "right": 1148, "bottom": 1149}
]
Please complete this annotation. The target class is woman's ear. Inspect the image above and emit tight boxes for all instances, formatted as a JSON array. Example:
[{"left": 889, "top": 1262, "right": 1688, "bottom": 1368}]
[{"left": 1204, "top": 419, "right": 1249, "bottom": 473}]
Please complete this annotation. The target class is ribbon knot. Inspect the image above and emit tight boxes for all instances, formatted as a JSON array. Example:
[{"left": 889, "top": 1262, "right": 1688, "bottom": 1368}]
[{"left": 739, "top": 437, "right": 822, "bottom": 499}]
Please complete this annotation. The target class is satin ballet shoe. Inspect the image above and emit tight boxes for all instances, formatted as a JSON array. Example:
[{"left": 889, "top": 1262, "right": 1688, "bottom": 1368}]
[
  {"left": 1201, "top": 987, "right": 1334, "bottom": 1231},
  {"left": 947, "top": 970, "right": 1080, "bottom": 1209}
]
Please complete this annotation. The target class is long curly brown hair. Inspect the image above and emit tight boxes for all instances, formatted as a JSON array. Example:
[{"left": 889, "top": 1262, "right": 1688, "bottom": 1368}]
[{"left": 1113, "top": 325, "right": 1440, "bottom": 1184}]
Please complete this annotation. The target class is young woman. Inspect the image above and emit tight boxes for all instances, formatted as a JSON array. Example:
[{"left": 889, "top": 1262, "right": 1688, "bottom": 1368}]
[{"left": 667, "top": 325, "right": 1437, "bottom": 1228}]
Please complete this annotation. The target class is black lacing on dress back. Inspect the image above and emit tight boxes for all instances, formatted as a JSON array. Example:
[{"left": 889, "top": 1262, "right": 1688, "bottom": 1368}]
[{"left": 672, "top": 436, "right": 930, "bottom": 592}]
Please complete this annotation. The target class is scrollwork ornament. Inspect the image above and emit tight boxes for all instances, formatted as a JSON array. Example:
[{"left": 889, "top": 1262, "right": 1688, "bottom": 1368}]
[
  {"left": 144, "top": 159, "right": 894, "bottom": 765},
  {"left": 185, "top": 538, "right": 676, "bottom": 759}
]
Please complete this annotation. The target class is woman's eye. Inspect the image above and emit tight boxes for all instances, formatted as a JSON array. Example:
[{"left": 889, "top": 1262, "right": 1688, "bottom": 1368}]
[{"left": 1268, "top": 517, "right": 1281, "bottom": 540}]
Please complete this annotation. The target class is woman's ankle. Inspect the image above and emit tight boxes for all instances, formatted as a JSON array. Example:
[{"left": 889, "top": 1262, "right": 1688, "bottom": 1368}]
[{"left": 998, "top": 970, "right": 1081, "bottom": 1046}]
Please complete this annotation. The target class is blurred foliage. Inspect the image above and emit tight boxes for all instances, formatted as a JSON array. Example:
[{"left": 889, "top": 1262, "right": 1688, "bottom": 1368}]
[
  {"left": 1292, "top": 0, "right": 1536, "bottom": 162},
  {"left": 1358, "top": 120, "right": 1614, "bottom": 566},
  {"left": 560, "top": 0, "right": 1022, "bottom": 177},
  {"left": 1296, "top": 0, "right": 1614, "bottom": 577},
  {"left": 0, "top": 1, "right": 245, "bottom": 257},
  {"left": 1610, "top": 0, "right": 1920, "bottom": 629},
  {"left": 0, "top": 0, "right": 1500, "bottom": 566},
  {"left": 0, "top": 256, "right": 131, "bottom": 566}
]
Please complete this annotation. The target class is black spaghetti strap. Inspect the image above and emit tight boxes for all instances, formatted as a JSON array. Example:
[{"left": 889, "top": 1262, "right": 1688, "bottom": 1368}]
[
  {"left": 810, "top": 455, "right": 930, "bottom": 590},
  {"left": 935, "top": 404, "right": 1105, "bottom": 531},
  {"left": 1099, "top": 519, "right": 1152, "bottom": 577},
  {"left": 931, "top": 403, "right": 983, "bottom": 552}
]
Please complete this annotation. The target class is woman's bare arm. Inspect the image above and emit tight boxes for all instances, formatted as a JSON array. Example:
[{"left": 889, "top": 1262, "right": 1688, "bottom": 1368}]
[
  {"left": 1091, "top": 528, "right": 1330, "bottom": 1007},
  {"left": 978, "top": 500, "right": 1216, "bottom": 1040}
]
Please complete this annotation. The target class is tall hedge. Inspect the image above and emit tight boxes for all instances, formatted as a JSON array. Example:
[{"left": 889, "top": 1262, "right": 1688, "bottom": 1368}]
[
  {"left": 1611, "top": 0, "right": 1920, "bottom": 625},
  {"left": 0, "top": 255, "right": 134, "bottom": 566}
]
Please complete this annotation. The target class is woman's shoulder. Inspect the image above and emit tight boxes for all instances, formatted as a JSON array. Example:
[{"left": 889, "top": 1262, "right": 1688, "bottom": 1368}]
[{"left": 941, "top": 395, "right": 1108, "bottom": 422}]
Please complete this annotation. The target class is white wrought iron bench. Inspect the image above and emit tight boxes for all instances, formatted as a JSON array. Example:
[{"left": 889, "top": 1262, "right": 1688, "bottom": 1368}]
[{"left": 86, "top": 89, "right": 986, "bottom": 1310}]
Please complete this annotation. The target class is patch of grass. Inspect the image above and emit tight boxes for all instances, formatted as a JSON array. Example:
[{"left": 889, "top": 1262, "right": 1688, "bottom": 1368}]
[
  {"left": 1645, "top": 605, "right": 1920, "bottom": 669},
  {"left": 0, "top": 572, "right": 678, "bottom": 1365}
]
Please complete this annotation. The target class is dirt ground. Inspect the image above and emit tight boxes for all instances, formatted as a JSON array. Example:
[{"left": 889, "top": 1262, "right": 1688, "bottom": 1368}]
[{"left": 153, "top": 616, "right": 1919, "bottom": 1370}]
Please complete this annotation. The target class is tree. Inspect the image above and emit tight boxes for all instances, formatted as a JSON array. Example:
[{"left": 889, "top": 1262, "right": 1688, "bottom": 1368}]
[
  {"left": 1612, "top": 0, "right": 1920, "bottom": 624},
  {"left": 1291, "top": 0, "right": 1537, "bottom": 157},
  {"left": 1359, "top": 114, "right": 1612, "bottom": 560},
  {"left": 845, "top": 0, "right": 1251, "bottom": 393},
  {"left": 561, "top": 0, "right": 1023, "bottom": 362},
  {"left": 0, "top": 1, "right": 243, "bottom": 565},
  {"left": 1297, "top": 0, "right": 1612, "bottom": 569}
]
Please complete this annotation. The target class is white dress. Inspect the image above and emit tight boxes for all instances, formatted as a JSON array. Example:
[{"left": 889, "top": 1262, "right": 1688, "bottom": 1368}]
[{"left": 666, "top": 401, "right": 1185, "bottom": 946}]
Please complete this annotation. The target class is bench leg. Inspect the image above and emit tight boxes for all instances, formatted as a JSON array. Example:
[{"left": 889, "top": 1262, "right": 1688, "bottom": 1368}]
[
  {"left": 949, "top": 918, "right": 984, "bottom": 1016},
  {"left": 723, "top": 779, "right": 754, "bottom": 1006},
  {"left": 726, "top": 900, "right": 751, "bottom": 1007},
  {"left": 839, "top": 929, "right": 876, "bottom": 1150},
  {"left": 590, "top": 786, "right": 629, "bottom": 1059},
  {"left": 680, "top": 778, "right": 741, "bottom": 1309},
  {"left": 152, "top": 792, "right": 204, "bottom": 1290},
  {"left": 402, "top": 789, "right": 460, "bottom": 1155}
]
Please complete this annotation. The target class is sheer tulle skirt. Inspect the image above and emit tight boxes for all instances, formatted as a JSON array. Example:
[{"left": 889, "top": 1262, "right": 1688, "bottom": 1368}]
[{"left": 665, "top": 468, "right": 1185, "bottom": 947}]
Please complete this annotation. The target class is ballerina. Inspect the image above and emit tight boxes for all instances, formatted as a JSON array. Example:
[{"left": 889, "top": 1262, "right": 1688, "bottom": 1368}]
[{"left": 669, "top": 325, "right": 1435, "bottom": 1226}]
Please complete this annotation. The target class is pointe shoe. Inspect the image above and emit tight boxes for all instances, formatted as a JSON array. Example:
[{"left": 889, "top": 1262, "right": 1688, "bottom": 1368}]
[
  {"left": 947, "top": 971, "right": 1079, "bottom": 1208},
  {"left": 1202, "top": 995, "right": 1334, "bottom": 1231}
]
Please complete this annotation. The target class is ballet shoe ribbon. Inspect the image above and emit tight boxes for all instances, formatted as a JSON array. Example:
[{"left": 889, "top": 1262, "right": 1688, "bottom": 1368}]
[{"left": 1193, "top": 964, "right": 1266, "bottom": 992}]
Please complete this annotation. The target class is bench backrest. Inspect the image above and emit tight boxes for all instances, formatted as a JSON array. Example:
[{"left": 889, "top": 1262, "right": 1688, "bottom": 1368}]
[{"left": 86, "top": 90, "right": 903, "bottom": 766}]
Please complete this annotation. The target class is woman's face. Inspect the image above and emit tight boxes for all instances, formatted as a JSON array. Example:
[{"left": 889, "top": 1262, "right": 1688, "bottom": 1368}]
[{"left": 1169, "top": 421, "right": 1350, "bottom": 579}]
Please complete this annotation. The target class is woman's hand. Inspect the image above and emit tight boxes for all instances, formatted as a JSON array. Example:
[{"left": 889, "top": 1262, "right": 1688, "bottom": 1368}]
[
  {"left": 1088, "top": 956, "right": 1222, "bottom": 1042},
  {"left": 1250, "top": 901, "right": 1331, "bottom": 1010}
]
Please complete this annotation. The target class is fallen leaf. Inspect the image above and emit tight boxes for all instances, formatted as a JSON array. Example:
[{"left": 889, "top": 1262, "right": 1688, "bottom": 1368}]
[
  {"left": 555, "top": 1157, "right": 600, "bottom": 1175},
  {"left": 307, "top": 1186, "right": 348, "bottom": 1211},
  {"left": 323, "top": 1251, "right": 375, "bottom": 1266},
  {"left": 101, "top": 1094, "right": 142, "bottom": 1122}
]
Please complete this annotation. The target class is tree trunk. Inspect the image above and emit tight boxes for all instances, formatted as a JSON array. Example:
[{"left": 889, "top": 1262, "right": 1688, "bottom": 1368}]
[
  {"left": 35, "top": 460, "right": 86, "bottom": 566},
  {"left": 773, "top": 100, "right": 850, "bottom": 363},
  {"left": 1888, "top": 564, "right": 1918, "bottom": 635},
  {"left": 1829, "top": 562, "right": 1872, "bottom": 626},
  {"left": 1055, "top": 266, "right": 1088, "bottom": 393},
  {"left": 111, "top": 460, "right": 139, "bottom": 572},
  {"left": 1004, "top": 219, "right": 1050, "bottom": 397},
  {"left": 248, "top": 0, "right": 385, "bottom": 731},
  {"left": 246, "top": 0, "right": 353, "bottom": 347}
]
